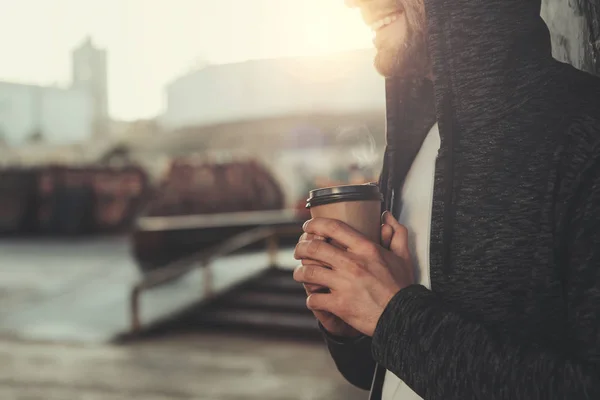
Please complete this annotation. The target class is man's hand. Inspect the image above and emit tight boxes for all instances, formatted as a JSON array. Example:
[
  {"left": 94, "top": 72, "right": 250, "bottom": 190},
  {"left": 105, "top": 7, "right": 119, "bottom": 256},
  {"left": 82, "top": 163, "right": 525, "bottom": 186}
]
[
  {"left": 293, "top": 212, "right": 414, "bottom": 337},
  {"left": 298, "top": 233, "right": 363, "bottom": 338}
]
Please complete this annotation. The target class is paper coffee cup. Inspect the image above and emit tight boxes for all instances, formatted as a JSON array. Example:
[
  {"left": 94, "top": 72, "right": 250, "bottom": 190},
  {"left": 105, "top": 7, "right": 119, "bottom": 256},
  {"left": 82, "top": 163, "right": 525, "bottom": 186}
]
[
  {"left": 302, "top": 184, "right": 382, "bottom": 293},
  {"left": 305, "top": 183, "right": 383, "bottom": 244}
]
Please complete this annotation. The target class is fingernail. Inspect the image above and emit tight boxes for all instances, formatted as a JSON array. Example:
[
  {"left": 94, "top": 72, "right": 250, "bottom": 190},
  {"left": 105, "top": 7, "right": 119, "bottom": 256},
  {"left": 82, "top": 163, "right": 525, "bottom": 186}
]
[
  {"left": 381, "top": 211, "right": 389, "bottom": 223},
  {"left": 303, "top": 220, "right": 310, "bottom": 231}
]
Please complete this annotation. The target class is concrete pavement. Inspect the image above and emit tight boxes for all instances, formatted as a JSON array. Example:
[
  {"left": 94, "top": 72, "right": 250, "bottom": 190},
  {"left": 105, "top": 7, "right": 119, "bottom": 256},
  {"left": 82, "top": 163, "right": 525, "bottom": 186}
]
[
  {"left": 0, "top": 237, "right": 366, "bottom": 399},
  {"left": 0, "top": 236, "right": 295, "bottom": 342},
  {"left": 0, "top": 333, "right": 366, "bottom": 400}
]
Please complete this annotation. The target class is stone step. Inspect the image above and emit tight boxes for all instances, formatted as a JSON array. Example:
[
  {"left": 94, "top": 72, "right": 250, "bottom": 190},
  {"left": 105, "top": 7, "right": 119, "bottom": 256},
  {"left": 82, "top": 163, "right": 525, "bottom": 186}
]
[
  {"left": 244, "top": 271, "right": 305, "bottom": 295},
  {"left": 196, "top": 309, "right": 319, "bottom": 336},
  {"left": 217, "top": 291, "right": 309, "bottom": 313}
]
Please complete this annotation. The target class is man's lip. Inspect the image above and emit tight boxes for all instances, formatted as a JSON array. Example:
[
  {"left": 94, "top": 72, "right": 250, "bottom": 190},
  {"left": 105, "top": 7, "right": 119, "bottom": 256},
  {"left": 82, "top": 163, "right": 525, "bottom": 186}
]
[{"left": 368, "top": 10, "right": 404, "bottom": 32}]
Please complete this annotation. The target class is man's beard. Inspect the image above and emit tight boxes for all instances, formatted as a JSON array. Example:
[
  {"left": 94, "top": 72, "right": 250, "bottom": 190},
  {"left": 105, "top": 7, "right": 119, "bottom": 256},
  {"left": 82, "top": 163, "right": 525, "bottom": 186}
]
[
  {"left": 374, "top": 30, "right": 429, "bottom": 78},
  {"left": 373, "top": 0, "right": 429, "bottom": 78}
]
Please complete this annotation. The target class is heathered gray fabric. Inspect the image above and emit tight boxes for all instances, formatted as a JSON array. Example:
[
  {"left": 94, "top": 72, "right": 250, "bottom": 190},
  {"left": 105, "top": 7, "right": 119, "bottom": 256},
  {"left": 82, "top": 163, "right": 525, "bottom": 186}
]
[{"left": 322, "top": 0, "right": 600, "bottom": 399}]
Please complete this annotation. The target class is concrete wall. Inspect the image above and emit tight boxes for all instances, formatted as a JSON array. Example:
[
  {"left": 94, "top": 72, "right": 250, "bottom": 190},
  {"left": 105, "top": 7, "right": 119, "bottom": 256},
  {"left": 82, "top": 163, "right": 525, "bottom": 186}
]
[
  {"left": 0, "top": 82, "right": 93, "bottom": 146},
  {"left": 161, "top": 49, "right": 385, "bottom": 131},
  {"left": 542, "top": 0, "right": 600, "bottom": 76}
]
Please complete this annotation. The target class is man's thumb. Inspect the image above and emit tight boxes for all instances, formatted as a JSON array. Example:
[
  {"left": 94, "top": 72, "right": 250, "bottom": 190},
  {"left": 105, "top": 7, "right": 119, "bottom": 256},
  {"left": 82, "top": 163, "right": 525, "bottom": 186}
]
[
  {"left": 382, "top": 211, "right": 410, "bottom": 259},
  {"left": 381, "top": 223, "right": 393, "bottom": 249}
]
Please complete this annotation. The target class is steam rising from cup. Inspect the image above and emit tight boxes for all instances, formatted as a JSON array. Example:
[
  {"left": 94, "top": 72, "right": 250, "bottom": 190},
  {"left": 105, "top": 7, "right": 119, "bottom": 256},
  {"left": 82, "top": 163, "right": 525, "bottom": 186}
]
[{"left": 335, "top": 124, "right": 378, "bottom": 170}]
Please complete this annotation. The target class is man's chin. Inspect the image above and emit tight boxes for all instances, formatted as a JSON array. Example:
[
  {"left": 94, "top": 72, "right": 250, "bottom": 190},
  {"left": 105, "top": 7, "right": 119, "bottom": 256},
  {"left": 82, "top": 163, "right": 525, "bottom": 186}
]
[
  {"left": 374, "top": 51, "right": 403, "bottom": 78},
  {"left": 374, "top": 50, "right": 428, "bottom": 79},
  {"left": 373, "top": 59, "right": 395, "bottom": 78}
]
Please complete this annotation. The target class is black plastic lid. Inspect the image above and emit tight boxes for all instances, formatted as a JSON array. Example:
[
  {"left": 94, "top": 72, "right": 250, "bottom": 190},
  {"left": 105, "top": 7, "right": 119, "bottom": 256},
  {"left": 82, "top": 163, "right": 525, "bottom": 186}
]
[{"left": 306, "top": 183, "right": 382, "bottom": 208}]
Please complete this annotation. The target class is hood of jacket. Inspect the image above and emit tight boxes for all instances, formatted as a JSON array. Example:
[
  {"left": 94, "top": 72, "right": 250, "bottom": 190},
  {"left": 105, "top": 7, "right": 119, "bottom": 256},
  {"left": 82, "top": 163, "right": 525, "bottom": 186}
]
[{"left": 380, "top": 0, "right": 560, "bottom": 268}]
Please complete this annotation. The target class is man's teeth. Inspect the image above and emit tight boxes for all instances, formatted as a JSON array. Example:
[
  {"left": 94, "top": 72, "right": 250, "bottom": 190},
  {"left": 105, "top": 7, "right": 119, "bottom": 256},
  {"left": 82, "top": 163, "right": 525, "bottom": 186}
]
[{"left": 370, "top": 13, "right": 400, "bottom": 31}]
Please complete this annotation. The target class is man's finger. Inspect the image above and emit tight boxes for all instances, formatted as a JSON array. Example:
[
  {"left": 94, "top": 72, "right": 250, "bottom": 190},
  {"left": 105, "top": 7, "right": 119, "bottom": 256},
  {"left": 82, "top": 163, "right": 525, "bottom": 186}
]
[
  {"left": 383, "top": 212, "right": 410, "bottom": 259},
  {"left": 303, "top": 218, "right": 369, "bottom": 252},
  {"left": 294, "top": 239, "right": 349, "bottom": 269},
  {"left": 301, "top": 258, "right": 332, "bottom": 268},
  {"left": 299, "top": 261, "right": 331, "bottom": 293},
  {"left": 298, "top": 233, "right": 327, "bottom": 243},
  {"left": 306, "top": 293, "right": 335, "bottom": 313},
  {"left": 304, "top": 283, "right": 329, "bottom": 294},
  {"left": 293, "top": 264, "right": 338, "bottom": 289}
]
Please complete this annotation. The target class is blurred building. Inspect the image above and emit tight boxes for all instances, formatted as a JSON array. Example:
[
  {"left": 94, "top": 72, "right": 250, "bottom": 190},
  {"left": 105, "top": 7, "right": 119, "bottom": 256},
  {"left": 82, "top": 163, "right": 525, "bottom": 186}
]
[
  {"left": 161, "top": 48, "right": 384, "bottom": 132},
  {"left": 0, "top": 37, "right": 107, "bottom": 146},
  {"left": 158, "top": 49, "right": 386, "bottom": 206},
  {"left": 0, "top": 81, "right": 93, "bottom": 146},
  {"left": 72, "top": 36, "right": 109, "bottom": 137}
]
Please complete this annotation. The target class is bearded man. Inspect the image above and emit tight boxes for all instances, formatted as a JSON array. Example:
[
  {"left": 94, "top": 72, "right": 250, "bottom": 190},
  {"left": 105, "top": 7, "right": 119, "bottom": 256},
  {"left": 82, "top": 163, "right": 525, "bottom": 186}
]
[{"left": 293, "top": 0, "right": 600, "bottom": 399}]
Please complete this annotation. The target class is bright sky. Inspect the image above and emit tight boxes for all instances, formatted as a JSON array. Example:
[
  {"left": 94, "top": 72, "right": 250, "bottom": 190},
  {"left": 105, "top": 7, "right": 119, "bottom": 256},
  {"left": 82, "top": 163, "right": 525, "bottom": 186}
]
[{"left": 0, "top": 0, "right": 372, "bottom": 121}]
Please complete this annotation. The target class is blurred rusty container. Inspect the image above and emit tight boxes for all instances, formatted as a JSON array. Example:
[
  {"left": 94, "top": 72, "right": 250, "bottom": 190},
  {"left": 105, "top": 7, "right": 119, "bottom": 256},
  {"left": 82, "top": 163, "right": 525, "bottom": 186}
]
[
  {"left": 36, "top": 166, "right": 58, "bottom": 233},
  {"left": 0, "top": 168, "right": 39, "bottom": 235},
  {"left": 131, "top": 158, "right": 296, "bottom": 273},
  {"left": 37, "top": 166, "right": 96, "bottom": 235},
  {"left": 248, "top": 161, "right": 285, "bottom": 211},
  {"left": 143, "top": 159, "right": 285, "bottom": 218},
  {"left": 91, "top": 166, "right": 149, "bottom": 233}
]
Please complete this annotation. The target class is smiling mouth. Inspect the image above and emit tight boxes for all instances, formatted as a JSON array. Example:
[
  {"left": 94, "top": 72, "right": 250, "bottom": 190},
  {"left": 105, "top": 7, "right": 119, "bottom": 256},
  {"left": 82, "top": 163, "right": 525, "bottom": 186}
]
[{"left": 369, "top": 11, "right": 404, "bottom": 32}]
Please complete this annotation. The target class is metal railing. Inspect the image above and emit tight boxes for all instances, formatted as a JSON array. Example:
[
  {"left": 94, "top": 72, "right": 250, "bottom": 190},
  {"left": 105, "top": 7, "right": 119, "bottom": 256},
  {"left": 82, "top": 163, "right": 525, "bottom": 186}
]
[{"left": 129, "top": 224, "right": 301, "bottom": 332}]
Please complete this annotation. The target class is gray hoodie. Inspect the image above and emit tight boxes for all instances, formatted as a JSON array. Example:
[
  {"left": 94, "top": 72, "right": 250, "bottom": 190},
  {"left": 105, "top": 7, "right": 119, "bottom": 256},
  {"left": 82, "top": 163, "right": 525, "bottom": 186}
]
[{"left": 323, "top": 0, "right": 600, "bottom": 399}]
